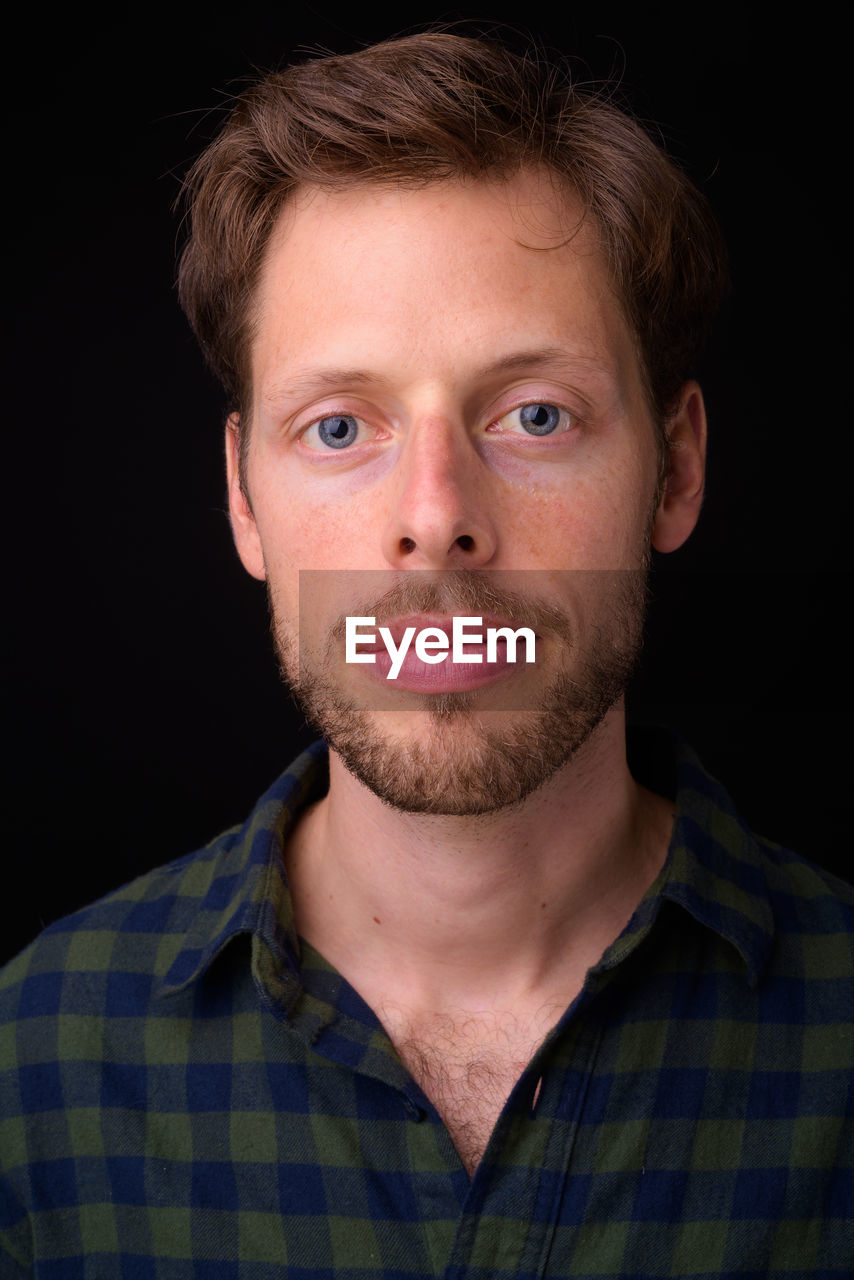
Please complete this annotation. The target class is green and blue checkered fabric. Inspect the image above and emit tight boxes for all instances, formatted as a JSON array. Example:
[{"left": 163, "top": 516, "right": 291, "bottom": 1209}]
[{"left": 2, "top": 732, "right": 853, "bottom": 1277}]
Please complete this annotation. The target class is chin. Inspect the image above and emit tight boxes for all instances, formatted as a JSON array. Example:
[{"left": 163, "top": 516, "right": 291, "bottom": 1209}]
[{"left": 292, "top": 671, "right": 623, "bottom": 817}]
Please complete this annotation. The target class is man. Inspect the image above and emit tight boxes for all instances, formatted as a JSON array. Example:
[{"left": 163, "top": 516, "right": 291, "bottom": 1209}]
[{"left": 2, "top": 31, "right": 851, "bottom": 1277}]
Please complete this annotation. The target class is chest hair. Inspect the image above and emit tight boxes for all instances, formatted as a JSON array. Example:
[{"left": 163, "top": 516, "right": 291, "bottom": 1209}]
[{"left": 385, "top": 1006, "right": 554, "bottom": 1177}]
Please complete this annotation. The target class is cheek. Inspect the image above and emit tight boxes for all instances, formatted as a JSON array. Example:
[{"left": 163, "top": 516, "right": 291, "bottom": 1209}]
[
  {"left": 253, "top": 488, "right": 384, "bottom": 618},
  {"left": 508, "top": 474, "right": 652, "bottom": 570}
]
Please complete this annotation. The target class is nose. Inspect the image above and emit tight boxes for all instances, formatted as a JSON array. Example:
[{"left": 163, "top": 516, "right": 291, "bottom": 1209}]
[{"left": 380, "top": 414, "right": 498, "bottom": 569}]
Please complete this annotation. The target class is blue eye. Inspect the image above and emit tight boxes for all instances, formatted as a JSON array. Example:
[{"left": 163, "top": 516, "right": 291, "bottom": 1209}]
[
  {"left": 301, "top": 412, "right": 383, "bottom": 453},
  {"left": 315, "top": 415, "right": 359, "bottom": 448},
  {"left": 492, "top": 402, "right": 573, "bottom": 437},
  {"left": 518, "top": 403, "right": 563, "bottom": 435}
]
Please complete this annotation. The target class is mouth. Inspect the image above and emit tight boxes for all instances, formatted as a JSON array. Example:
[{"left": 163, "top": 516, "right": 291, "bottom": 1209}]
[{"left": 356, "top": 612, "right": 539, "bottom": 693}]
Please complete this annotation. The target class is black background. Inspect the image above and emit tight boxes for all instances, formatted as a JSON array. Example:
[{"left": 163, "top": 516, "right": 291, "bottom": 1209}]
[{"left": 4, "top": 3, "right": 850, "bottom": 964}]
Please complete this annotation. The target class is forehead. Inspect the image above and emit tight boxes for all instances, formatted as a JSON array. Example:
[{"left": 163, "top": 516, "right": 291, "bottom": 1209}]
[{"left": 250, "top": 171, "right": 645, "bottom": 413}]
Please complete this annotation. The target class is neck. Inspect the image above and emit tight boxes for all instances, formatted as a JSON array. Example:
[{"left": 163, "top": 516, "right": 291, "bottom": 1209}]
[{"left": 285, "top": 705, "right": 673, "bottom": 1017}]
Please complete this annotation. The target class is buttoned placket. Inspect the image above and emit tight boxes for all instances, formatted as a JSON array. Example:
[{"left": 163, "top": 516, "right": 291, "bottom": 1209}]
[{"left": 274, "top": 935, "right": 638, "bottom": 1278}]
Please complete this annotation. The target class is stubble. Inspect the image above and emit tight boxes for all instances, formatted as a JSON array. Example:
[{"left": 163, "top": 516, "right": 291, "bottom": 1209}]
[{"left": 269, "top": 569, "right": 649, "bottom": 816}]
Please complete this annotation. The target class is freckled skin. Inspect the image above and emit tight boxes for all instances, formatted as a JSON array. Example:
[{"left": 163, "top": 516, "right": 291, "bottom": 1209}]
[
  {"left": 223, "top": 173, "right": 707, "bottom": 1175},
  {"left": 233, "top": 174, "right": 664, "bottom": 595},
  {"left": 226, "top": 170, "right": 705, "bottom": 805}
]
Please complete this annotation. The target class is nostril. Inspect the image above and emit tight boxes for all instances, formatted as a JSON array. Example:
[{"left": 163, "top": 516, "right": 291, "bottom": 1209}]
[
  {"left": 400, "top": 537, "right": 416, "bottom": 554},
  {"left": 456, "top": 535, "right": 475, "bottom": 551}
]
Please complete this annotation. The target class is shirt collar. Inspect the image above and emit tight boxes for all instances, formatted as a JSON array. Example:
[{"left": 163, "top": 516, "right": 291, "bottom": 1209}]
[
  {"left": 158, "top": 739, "right": 328, "bottom": 1002},
  {"left": 159, "top": 729, "right": 775, "bottom": 1002},
  {"left": 621, "top": 727, "right": 775, "bottom": 985}
]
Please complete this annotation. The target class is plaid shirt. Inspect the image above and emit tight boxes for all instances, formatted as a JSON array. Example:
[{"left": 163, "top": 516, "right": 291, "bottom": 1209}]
[{"left": 2, "top": 731, "right": 853, "bottom": 1277}]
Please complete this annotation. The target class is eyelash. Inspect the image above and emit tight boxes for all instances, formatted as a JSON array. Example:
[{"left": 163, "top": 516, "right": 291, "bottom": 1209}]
[
  {"left": 490, "top": 403, "right": 576, "bottom": 437},
  {"left": 299, "top": 400, "right": 577, "bottom": 451},
  {"left": 301, "top": 414, "right": 372, "bottom": 451}
]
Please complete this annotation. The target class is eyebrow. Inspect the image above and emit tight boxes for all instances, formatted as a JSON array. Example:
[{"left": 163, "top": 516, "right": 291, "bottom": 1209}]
[
  {"left": 261, "top": 347, "right": 610, "bottom": 406},
  {"left": 263, "top": 368, "right": 392, "bottom": 405},
  {"left": 476, "top": 347, "right": 584, "bottom": 378}
]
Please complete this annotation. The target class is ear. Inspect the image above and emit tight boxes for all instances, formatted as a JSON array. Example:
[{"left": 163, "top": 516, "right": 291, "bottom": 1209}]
[
  {"left": 225, "top": 414, "right": 266, "bottom": 581},
  {"left": 651, "top": 381, "right": 707, "bottom": 554}
]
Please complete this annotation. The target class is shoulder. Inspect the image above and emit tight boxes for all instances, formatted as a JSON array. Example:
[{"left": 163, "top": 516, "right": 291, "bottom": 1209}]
[
  {"left": 1, "top": 741, "right": 328, "bottom": 1039},
  {"left": 638, "top": 726, "right": 854, "bottom": 1003},
  {"left": 0, "top": 823, "right": 243, "bottom": 1023},
  {"left": 756, "top": 835, "right": 854, "bottom": 991},
  {"left": 758, "top": 832, "right": 854, "bottom": 918},
  {"left": 0, "top": 742, "right": 327, "bottom": 1041},
  {"left": 0, "top": 821, "right": 262, "bottom": 1200}
]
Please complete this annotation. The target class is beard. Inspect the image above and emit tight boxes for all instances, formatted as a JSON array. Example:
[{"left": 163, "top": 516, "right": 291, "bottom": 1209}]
[{"left": 270, "top": 569, "right": 649, "bottom": 817}]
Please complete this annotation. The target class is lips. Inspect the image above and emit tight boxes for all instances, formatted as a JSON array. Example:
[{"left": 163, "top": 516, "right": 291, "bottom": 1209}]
[{"left": 355, "top": 613, "right": 538, "bottom": 693}]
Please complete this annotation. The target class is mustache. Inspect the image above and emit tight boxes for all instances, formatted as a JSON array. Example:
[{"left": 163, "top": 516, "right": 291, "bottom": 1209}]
[{"left": 327, "top": 571, "right": 575, "bottom": 648}]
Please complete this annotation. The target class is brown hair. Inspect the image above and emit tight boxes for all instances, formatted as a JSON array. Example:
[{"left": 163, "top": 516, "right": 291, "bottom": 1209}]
[{"left": 177, "top": 31, "right": 727, "bottom": 486}]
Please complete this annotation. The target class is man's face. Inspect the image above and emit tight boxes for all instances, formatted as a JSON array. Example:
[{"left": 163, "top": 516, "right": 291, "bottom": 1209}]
[{"left": 229, "top": 172, "right": 694, "bottom": 814}]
